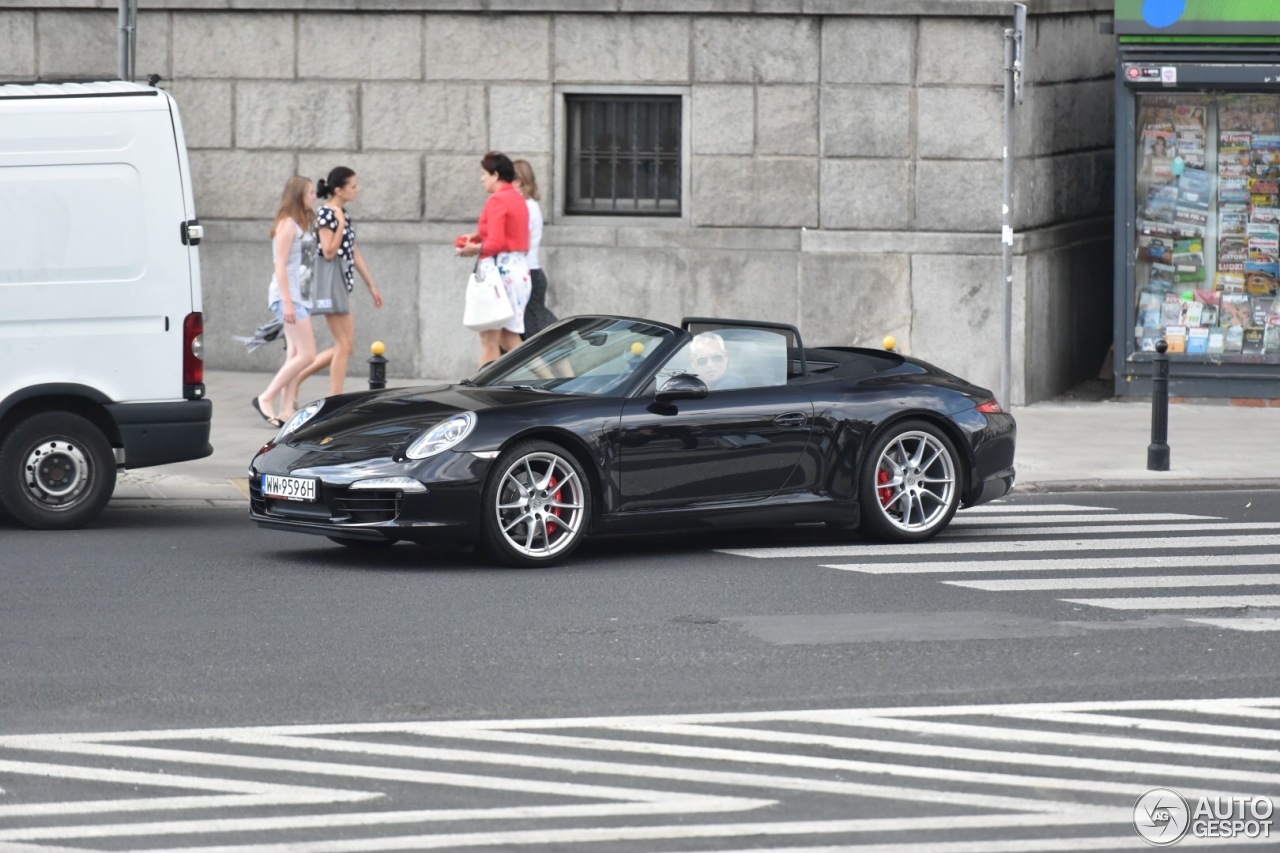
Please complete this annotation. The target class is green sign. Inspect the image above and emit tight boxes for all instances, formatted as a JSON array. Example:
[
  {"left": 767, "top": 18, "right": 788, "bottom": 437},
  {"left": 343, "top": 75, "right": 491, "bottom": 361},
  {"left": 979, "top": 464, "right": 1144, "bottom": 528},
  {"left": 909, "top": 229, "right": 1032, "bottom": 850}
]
[{"left": 1116, "top": 0, "right": 1280, "bottom": 37}]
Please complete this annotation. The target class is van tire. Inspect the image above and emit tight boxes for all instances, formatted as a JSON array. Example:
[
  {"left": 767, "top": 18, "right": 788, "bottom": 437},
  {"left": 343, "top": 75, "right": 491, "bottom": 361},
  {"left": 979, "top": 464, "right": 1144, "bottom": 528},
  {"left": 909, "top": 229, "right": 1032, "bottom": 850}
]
[{"left": 0, "top": 412, "right": 117, "bottom": 530}]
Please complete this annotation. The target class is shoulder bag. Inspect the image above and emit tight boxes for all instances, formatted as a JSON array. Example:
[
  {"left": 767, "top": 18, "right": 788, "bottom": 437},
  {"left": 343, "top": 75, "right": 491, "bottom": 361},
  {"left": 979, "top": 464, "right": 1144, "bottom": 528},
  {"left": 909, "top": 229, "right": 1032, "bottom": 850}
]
[
  {"left": 463, "top": 251, "right": 515, "bottom": 331},
  {"left": 311, "top": 244, "right": 351, "bottom": 315}
]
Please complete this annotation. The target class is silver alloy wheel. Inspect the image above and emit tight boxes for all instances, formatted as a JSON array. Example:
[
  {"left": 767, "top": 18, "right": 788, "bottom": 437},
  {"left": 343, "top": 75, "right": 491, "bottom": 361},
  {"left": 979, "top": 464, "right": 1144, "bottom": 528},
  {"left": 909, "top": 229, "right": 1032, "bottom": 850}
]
[
  {"left": 493, "top": 450, "right": 586, "bottom": 559},
  {"left": 872, "top": 430, "right": 957, "bottom": 533},
  {"left": 22, "top": 439, "right": 92, "bottom": 511}
]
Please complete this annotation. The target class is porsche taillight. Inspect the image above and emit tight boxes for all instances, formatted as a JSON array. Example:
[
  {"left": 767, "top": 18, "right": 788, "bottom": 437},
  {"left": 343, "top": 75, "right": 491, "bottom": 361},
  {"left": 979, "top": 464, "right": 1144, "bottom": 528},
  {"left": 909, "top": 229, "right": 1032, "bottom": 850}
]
[{"left": 977, "top": 398, "right": 1004, "bottom": 414}]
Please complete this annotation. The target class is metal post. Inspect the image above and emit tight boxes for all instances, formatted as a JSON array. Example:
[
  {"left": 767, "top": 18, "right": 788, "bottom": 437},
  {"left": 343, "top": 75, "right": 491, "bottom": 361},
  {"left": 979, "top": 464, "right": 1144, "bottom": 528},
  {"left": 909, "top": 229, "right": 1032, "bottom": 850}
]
[
  {"left": 1147, "top": 339, "right": 1170, "bottom": 471},
  {"left": 368, "top": 341, "right": 387, "bottom": 391},
  {"left": 1000, "top": 27, "right": 1015, "bottom": 412},
  {"left": 1001, "top": 8, "right": 1024, "bottom": 410},
  {"left": 117, "top": 0, "right": 138, "bottom": 81},
  {"left": 117, "top": 0, "right": 129, "bottom": 81},
  {"left": 128, "top": 0, "right": 138, "bottom": 82}
]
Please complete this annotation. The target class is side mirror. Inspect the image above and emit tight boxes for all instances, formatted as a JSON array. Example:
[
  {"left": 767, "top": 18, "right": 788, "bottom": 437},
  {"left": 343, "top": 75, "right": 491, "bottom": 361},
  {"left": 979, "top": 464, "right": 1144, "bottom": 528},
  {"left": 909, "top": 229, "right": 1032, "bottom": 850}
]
[{"left": 656, "top": 373, "right": 708, "bottom": 403}]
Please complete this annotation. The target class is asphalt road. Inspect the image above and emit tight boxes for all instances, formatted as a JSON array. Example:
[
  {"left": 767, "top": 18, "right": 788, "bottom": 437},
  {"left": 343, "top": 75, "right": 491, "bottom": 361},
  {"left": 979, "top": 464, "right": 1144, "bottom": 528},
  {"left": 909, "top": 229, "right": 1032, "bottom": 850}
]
[{"left": 3, "top": 489, "right": 1279, "bottom": 851}]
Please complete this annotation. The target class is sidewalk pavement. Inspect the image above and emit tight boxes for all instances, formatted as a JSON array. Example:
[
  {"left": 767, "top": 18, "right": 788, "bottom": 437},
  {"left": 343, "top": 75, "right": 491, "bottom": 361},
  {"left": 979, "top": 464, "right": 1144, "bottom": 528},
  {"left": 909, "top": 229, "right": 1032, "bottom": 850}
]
[{"left": 110, "top": 370, "right": 1280, "bottom": 509}]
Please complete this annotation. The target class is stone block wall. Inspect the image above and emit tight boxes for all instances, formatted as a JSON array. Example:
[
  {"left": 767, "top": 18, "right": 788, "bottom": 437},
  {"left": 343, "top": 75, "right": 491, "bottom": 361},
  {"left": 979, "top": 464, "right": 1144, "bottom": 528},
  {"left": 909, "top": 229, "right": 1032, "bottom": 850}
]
[{"left": 1, "top": 0, "right": 1116, "bottom": 404}]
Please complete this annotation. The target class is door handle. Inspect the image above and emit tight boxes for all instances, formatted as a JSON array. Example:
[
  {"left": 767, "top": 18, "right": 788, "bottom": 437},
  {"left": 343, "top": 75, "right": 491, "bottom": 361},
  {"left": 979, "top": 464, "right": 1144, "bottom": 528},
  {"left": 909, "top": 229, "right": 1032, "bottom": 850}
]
[{"left": 773, "top": 412, "right": 807, "bottom": 428}]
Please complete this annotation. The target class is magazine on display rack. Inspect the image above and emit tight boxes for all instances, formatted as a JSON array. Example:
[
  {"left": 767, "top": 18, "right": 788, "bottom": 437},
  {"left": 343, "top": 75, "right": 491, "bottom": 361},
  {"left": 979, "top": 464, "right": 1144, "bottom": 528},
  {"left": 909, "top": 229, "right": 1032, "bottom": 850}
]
[{"left": 1134, "top": 93, "right": 1280, "bottom": 360}]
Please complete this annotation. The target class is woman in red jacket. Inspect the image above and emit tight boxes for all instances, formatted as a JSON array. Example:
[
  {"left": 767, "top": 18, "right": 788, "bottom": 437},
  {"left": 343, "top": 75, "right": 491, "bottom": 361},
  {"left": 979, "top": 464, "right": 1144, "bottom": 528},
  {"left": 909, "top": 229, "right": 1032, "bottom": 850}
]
[{"left": 457, "top": 152, "right": 531, "bottom": 365}]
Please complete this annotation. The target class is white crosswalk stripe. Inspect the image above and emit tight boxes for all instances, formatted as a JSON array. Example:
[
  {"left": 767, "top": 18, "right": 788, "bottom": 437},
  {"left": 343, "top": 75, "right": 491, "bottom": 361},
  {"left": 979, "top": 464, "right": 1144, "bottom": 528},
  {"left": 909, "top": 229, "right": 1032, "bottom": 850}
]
[
  {"left": 961, "top": 503, "right": 1114, "bottom": 513},
  {"left": 947, "top": 521, "right": 1275, "bottom": 536},
  {"left": 949, "top": 573, "right": 1280, "bottom": 590},
  {"left": 717, "top": 501, "right": 1280, "bottom": 631},
  {"left": 950, "top": 512, "right": 1212, "bottom": 526},
  {"left": 827, "top": 554, "right": 1280, "bottom": 574},
  {"left": 0, "top": 698, "right": 1277, "bottom": 851}
]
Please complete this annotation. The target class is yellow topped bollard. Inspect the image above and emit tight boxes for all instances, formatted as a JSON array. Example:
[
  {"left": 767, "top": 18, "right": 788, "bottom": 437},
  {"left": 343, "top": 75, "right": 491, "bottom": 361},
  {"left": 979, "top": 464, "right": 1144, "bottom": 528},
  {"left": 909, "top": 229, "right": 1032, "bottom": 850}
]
[
  {"left": 883, "top": 335, "right": 897, "bottom": 352},
  {"left": 368, "top": 341, "right": 387, "bottom": 390}
]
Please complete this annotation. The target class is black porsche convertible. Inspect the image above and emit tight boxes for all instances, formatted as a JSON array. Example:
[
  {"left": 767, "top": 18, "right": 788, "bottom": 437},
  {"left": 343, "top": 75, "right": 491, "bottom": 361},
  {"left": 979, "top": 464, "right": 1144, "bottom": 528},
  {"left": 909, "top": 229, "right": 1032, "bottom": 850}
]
[{"left": 249, "top": 316, "right": 1015, "bottom": 566}]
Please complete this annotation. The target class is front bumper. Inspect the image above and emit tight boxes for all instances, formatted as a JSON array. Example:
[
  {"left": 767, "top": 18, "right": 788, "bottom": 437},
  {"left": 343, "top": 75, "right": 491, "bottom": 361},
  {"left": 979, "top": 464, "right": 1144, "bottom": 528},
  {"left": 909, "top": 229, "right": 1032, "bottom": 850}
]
[{"left": 248, "top": 446, "right": 490, "bottom": 543}]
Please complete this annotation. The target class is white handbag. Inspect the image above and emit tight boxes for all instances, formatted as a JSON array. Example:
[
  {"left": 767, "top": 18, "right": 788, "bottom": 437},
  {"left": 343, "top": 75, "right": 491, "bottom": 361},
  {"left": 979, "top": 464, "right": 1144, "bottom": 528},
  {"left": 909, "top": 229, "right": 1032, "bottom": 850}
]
[{"left": 462, "top": 253, "right": 515, "bottom": 332}]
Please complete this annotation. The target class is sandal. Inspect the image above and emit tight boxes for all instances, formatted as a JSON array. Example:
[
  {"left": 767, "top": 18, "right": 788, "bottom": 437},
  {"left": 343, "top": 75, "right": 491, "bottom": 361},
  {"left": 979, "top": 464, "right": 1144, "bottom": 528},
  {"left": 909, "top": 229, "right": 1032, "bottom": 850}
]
[{"left": 251, "top": 396, "right": 275, "bottom": 424}]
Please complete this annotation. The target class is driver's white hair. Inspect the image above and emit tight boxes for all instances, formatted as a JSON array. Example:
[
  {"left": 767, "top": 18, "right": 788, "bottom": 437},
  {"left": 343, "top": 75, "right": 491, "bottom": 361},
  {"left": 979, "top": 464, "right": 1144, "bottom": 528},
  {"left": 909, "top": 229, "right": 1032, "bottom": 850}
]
[{"left": 692, "top": 331, "right": 726, "bottom": 350}]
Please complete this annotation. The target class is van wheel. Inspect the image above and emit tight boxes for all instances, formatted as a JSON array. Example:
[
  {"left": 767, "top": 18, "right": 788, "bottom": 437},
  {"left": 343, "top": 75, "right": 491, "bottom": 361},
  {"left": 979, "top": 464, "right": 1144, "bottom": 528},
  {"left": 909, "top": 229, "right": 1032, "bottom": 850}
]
[{"left": 0, "top": 413, "right": 116, "bottom": 530}]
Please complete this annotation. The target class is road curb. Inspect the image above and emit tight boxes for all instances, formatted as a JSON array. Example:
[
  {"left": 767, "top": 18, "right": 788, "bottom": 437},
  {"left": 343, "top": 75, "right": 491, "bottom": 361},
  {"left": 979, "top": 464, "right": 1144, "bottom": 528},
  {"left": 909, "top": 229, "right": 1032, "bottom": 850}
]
[{"left": 1015, "top": 478, "right": 1280, "bottom": 493}]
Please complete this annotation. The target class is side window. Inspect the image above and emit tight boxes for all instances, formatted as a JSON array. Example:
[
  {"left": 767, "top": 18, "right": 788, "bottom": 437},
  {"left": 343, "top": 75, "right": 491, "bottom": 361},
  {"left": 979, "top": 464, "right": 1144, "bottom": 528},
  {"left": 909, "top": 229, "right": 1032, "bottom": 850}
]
[
  {"left": 565, "top": 94, "right": 682, "bottom": 217},
  {"left": 658, "top": 330, "right": 789, "bottom": 392},
  {"left": 0, "top": 163, "right": 145, "bottom": 284}
]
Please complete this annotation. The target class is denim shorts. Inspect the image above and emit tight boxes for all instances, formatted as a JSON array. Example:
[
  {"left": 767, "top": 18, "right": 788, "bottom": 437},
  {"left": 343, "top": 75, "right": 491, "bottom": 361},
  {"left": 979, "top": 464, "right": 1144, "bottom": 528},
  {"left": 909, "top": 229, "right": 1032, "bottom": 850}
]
[{"left": 270, "top": 299, "right": 311, "bottom": 322}]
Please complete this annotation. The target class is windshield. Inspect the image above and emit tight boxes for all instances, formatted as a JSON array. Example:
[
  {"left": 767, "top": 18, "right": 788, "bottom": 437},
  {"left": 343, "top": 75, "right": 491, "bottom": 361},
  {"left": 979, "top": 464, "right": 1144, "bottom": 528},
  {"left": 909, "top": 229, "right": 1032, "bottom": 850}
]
[{"left": 469, "top": 317, "right": 675, "bottom": 396}]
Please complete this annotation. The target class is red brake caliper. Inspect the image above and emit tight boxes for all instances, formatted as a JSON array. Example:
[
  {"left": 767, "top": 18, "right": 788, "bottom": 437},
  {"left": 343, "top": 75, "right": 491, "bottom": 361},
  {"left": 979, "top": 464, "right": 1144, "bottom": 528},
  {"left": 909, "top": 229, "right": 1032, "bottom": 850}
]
[
  {"left": 877, "top": 467, "right": 893, "bottom": 507},
  {"left": 546, "top": 475, "right": 562, "bottom": 535}
]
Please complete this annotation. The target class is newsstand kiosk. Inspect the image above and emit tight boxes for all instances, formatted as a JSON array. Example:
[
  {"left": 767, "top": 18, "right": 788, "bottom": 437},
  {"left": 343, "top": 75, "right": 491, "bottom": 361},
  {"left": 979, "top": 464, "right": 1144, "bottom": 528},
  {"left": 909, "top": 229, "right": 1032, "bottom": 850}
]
[{"left": 1114, "top": 0, "right": 1280, "bottom": 397}]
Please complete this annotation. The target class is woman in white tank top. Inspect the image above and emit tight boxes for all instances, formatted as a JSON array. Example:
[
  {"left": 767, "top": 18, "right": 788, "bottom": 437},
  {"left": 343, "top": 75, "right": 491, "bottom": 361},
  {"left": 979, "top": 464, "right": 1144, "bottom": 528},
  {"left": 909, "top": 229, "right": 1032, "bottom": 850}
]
[{"left": 253, "top": 176, "right": 319, "bottom": 427}]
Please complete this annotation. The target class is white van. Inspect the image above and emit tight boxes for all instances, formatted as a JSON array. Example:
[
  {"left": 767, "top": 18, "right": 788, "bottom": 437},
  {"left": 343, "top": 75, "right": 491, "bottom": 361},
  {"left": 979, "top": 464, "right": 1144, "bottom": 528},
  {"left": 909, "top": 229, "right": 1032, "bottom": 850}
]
[{"left": 0, "top": 80, "right": 210, "bottom": 529}]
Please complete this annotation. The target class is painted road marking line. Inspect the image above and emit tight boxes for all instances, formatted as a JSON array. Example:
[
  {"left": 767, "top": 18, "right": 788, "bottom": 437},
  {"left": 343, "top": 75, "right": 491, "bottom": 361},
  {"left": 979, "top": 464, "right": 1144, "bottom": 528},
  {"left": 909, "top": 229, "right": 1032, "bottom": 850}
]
[
  {"left": 0, "top": 758, "right": 375, "bottom": 818},
  {"left": 622, "top": 723, "right": 1280, "bottom": 787},
  {"left": 3, "top": 699, "right": 1278, "bottom": 850},
  {"left": 825, "top": 717, "right": 1280, "bottom": 763},
  {"left": 46, "top": 812, "right": 1125, "bottom": 853},
  {"left": 946, "top": 573, "right": 1280, "bottom": 591},
  {"left": 997, "top": 711, "right": 1280, "bottom": 743},
  {"left": 0, "top": 740, "right": 751, "bottom": 807},
  {"left": 438, "top": 726, "right": 1270, "bottom": 797},
  {"left": 676, "top": 839, "right": 1273, "bottom": 853},
  {"left": 718, "top": 533, "right": 1280, "bottom": 559},
  {"left": 1062, "top": 594, "right": 1280, "bottom": 611},
  {"left": 947, "top": 521, "right": 1275, "bottom": 537},
  {"left": 14, "top": 696, "right": 1267, "bottom": 738},
  {"left": 0, "top": 800, "right": 778, "bottom": 844},
  {"left": 962, "top": 504, "right": 1114, "bottom": 514},
  {"left": 235, "top": 734, "right": 1066, "bottom": 814},
  {"left": 824, "top": 554, "right": 1280, "bottom": 575},
  {"left": 951, "top": 512, "right": 1215, "bottom": 526},
  {"left": 1187, "top": 617, "right": 1280, "bottom": 632}
]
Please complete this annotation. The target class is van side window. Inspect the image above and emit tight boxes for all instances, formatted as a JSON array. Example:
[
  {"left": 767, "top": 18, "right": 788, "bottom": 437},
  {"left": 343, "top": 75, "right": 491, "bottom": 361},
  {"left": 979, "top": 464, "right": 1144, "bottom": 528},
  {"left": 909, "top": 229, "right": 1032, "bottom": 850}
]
[{"left": 0, "top": 164, "right": 146, "bottom": 284}]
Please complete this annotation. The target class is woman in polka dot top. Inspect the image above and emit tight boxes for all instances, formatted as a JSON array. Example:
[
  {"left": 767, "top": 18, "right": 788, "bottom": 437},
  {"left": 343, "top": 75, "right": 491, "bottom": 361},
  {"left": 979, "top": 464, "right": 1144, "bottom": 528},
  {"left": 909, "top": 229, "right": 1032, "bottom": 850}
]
[{"left": 291, "top": 166, "right": 384, "bottom": 400}]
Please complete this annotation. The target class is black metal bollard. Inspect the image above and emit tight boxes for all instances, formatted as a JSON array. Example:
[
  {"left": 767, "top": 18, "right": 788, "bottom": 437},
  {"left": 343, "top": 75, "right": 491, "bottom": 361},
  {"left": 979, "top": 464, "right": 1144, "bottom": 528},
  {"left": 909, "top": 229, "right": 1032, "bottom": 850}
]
[
  {"left": 1147, "top": 338, "right": 1170, "bottom": 471},
  {"left": 368, "top": 341, "right": 387, "bottom": 391}
]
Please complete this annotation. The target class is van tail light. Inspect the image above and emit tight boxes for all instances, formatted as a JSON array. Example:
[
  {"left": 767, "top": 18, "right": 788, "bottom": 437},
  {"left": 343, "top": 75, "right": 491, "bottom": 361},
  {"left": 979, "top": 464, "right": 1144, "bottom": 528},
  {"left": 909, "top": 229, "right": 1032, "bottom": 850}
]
[
  {"left": 977, "top": 398, "right": 1004, "bottom": 414},
  {"left": 183, "top": 311, "right": 206, "bottom": 399}
]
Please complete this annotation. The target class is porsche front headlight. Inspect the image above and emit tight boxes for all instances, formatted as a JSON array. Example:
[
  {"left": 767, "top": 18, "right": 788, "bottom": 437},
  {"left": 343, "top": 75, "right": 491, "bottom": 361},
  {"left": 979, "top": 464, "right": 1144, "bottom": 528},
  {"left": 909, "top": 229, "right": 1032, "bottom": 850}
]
[
  {"left": 277, "top": 400, "right": 324, "bottom": 439},
  {"left": 405, "top": 412, "right": 476, "bottom": 460}
]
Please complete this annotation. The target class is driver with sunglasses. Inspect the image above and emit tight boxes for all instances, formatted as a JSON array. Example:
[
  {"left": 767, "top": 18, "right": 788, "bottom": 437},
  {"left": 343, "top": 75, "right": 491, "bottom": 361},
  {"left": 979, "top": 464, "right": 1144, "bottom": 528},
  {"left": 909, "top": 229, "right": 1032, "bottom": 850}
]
[{"left": 689, "top": 331, "right": 736, "bottom": 390}]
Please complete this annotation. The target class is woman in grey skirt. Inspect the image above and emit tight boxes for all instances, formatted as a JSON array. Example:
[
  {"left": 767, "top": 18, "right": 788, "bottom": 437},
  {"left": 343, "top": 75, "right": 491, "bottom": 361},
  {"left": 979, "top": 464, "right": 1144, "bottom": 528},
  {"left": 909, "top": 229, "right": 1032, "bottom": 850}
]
[
  {"left": 291, "top": 166, "right": 384, "bottom": 401},
  {"left": 513, "top": 159, "right": 557, "bottom": 340}
]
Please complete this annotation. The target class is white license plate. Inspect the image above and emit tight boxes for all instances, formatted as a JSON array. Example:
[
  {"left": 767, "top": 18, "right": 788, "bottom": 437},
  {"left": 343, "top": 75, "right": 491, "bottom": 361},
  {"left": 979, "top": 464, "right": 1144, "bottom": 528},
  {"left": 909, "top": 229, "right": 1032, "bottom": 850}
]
[{"left": 262, "top": 474, "right": 317, "bottom": 502}]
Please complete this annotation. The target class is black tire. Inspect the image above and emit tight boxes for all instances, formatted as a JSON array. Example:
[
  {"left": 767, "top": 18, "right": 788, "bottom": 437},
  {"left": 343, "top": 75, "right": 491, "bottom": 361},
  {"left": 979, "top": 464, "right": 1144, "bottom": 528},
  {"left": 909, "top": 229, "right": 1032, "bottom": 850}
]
[
  {"left": 857, "top": 419, "right": 961, "bottom": 543},
  {"left": 0, "top": 412, "right": 117, "bottom": 530},
  {"left": 479, "top": 440, "right": 591, "bottom": 568},
  {"left": 326, "top": 536, "right": 398, "bottom": 550}
]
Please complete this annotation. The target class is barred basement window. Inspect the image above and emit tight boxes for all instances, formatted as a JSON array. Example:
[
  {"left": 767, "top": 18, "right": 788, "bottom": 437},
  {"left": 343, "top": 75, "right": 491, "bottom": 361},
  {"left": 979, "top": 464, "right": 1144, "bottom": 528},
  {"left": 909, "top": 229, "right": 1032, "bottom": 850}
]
[{"left": 566, "top": 95, "right": 681, "bottom": 216}]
